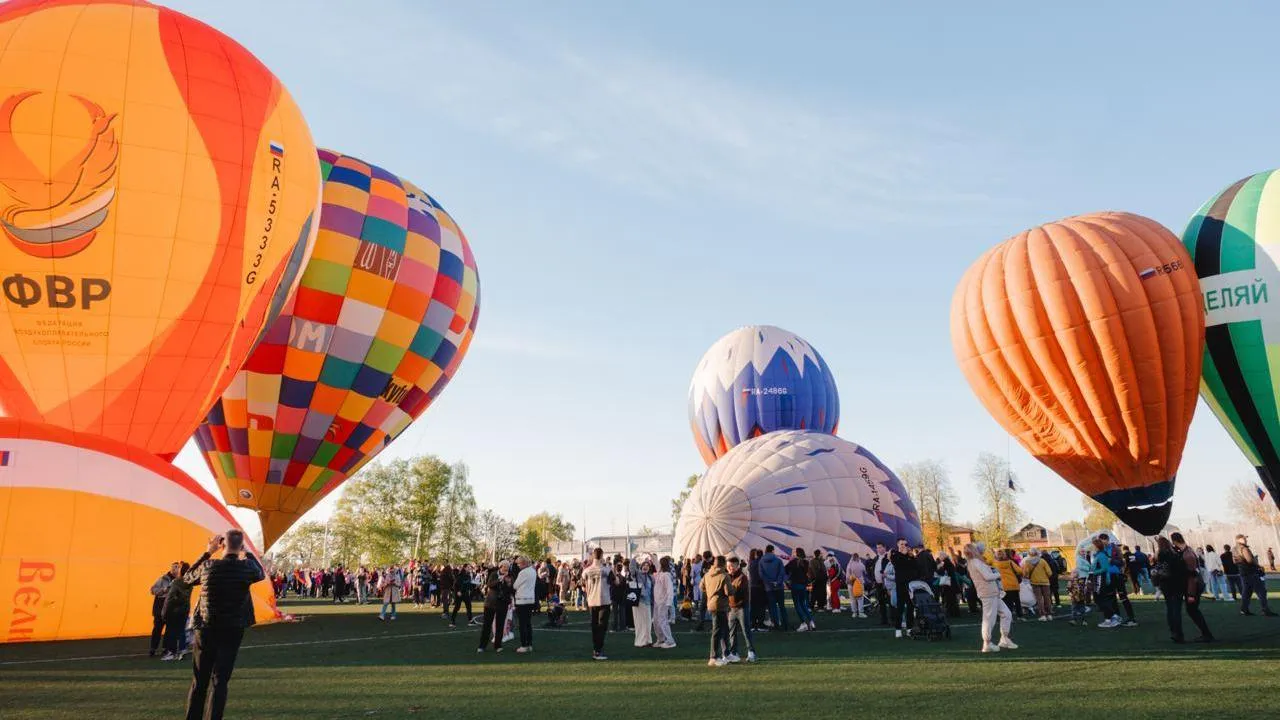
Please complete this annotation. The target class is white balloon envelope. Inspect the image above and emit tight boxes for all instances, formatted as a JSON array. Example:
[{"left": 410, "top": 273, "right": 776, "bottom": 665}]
[{"left": 673, "top": 430, "right": 921, "bottom": 565}]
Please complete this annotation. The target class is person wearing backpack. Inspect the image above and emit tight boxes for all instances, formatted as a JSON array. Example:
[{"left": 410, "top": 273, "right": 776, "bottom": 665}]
[
  {"left": 1023, "top": 550, "right": 1054, "bottom": 621},
  {"left": 1234, "top": 534, "right": 1278, "bottom": 617},
  {"left": 994, "top": 550, "right": 1023, "bottom": 619},
  {"left": 1155, "top": 534, "right": 1213, "bottom": 643},
  {"left": 1045, "top": 550, "right": 1063, "bottom": 606},
  {"left": 758, "top": 545, "right": 789, "bottom": 631}
]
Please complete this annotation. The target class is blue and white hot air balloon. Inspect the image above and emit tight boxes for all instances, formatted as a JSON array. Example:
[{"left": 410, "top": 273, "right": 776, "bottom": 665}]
[
  {"left": 673, "top": 430, "right": 921, "bottom": 566},
  {"left": 689, "top": 325, "right": 839, "bottom": 465}
]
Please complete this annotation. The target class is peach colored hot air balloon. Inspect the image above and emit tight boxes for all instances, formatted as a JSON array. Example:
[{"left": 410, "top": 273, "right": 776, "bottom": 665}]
[{"left": 950, "top": 211, "right": 1204, "bottom": 535}]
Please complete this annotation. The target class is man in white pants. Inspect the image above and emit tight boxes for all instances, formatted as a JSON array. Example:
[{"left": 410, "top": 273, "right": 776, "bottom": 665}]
[{"left": 963, "top": 543, "right": 1017, "bottom": 653}]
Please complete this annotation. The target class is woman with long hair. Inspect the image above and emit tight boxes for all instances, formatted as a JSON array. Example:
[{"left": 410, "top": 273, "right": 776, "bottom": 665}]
[{"left": 652, "top": 557, "right": 677, "bottom": 648}]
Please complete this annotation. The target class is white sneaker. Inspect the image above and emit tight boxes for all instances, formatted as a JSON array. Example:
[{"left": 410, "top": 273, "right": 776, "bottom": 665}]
[
  {"left": 725, "top": 653, "right": 741, "bottom": 664},
  {"left": 746, "top": 651, "right": 757, "bottom": 663},
  {"left": 515, "top": 646, "right": 531, "bottom": 654},
  {"left": 1098, "top": 618, "right": 1116, "bottom": 628},
  {"left": 160, "top": 652, "right": 176, "bottom": 661},
  {"left": 797, "top": 624, "right": 809, "bottom": 633},
  {"left": 981, "top": 643, "right": 1000, "bottom": 653},
  {"left": 894, "top": 629, "right": 902, "bottom": 638},
  {"left": 808, "top": 620, "right": 817, "bottom": 630},
  {"left": 998, "top": 639, "right": 1018, "bottom": 650},
  {"left": 476, "top": 648, "right": 485, "bottom": 653},
  {"left": 1039, "top": 616, "right": 1049, "bottom": 622},
  {"left": 715, "top": 657, "right": 727, "bottom": 667}
]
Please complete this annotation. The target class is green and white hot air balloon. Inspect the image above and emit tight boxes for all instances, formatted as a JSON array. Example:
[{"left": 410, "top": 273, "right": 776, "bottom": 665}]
[{"left": 1182, "top": 170, "right": 1280, "bottom": 509}]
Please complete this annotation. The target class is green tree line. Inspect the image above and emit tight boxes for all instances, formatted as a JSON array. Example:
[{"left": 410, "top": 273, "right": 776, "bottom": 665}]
[{"left": 271, "top": 455, "right": 575, "bottom": 568}]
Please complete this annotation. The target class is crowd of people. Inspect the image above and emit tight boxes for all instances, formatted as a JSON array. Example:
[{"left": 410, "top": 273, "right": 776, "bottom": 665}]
[{"left": 155, "top": 532, "right": 1279, "bottom": 673}]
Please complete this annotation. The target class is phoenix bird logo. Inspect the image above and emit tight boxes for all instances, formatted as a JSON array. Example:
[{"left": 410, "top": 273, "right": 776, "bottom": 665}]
[{"left": 0, "top": 91, "right": 119, "bottom": 258}]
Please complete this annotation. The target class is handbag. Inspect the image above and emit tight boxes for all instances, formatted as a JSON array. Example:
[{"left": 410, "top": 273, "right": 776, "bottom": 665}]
[{"left": 938, "top": 574, "right": 953, "bottom": 588}]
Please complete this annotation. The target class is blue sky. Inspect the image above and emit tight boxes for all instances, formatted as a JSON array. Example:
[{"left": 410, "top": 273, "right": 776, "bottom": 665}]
[{"left": 167, "top": 1, "right": 1278, "bottom": 539}]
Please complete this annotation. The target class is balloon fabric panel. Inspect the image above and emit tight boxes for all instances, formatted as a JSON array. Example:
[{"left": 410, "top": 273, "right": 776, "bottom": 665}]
[
  {"left": 689, "top": 326, "right": 840, "bottom": 465},
  {"left": 0, "top": 418, "right": 279, "bottom": 643},
  {"left": 1183, "top": 170, "right": 1280, "bottom": 509},
  {"left": 951, "top": 212, "right": 1203, "bottom": 534},
  {"left": 195, "top": 149, "right": 480, "bottom": 547},
  {"left": 0, "top": 0, "right": 319, "bottom": 456}
]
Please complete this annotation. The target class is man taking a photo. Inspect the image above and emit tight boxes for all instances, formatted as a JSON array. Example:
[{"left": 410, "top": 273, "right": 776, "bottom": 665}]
[{"left": 183, "top": 529, "right": 265, "bottom": 720}]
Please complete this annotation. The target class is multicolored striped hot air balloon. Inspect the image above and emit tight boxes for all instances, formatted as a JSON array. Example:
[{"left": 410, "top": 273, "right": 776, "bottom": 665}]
[
  {"left": 0, "top": 0, "right": 319, "bottom": 456},
  {"left": 0, "top": 418, "right": 279, "bottom": 643},
  {"left": 195, "top": 149, "right": 480, "bottom": 547},
  {"left": 952, "top": 212, "right": 1204, "bottom": 535},
  {"left": 689, "top": 326, "right": 839, "bottom": 466},
  {"left": 1182, "top": 171, "right": 1280, "bottom": 510}
]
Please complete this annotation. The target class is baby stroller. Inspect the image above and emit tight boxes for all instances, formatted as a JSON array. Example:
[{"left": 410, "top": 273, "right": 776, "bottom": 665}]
[{"left": 909, "top": 580, "right": 951, "bottom": 641}]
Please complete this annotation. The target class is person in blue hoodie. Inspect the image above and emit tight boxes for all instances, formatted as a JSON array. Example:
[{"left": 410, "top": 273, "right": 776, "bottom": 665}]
[
  {"left": 757, "top": 545, "right": 789, "bottom": 631},
  {"left": 1092, "top": 534, "right": 1138, "bottom": 628}
]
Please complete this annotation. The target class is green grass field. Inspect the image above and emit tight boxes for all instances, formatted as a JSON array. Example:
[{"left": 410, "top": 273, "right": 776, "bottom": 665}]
[{"left": 3, "top": 589, "right": 1280, "bottom": 719}]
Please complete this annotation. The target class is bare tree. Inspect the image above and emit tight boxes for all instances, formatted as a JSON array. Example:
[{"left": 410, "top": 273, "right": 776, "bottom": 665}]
[
  {"left": 1227, "top": 482, "right": 1280, "bottom": 526},
  {"left": 971, "top": 452, "right": 1023, "bottom": 547},
  {"left": 897, "top": 459, "right": 958, "bottom": 549}
]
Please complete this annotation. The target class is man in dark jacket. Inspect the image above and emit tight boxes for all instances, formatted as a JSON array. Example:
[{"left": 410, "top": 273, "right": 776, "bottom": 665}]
[
  {"left": 890, "top": 538, "right": 918, "bottom": 638},
  {"left": 809, "top": 550, "right": 826, "bottom": 612},
  {"left": 1221, "top": 545, "right": 1241, "bottom": 600},
  {"left": 184, "top": 530, "right": 265, "bottom": 720},
  {"left": 149, "top": 562, "right": 179, "bottom": 657},
  {"left": 916, "top": 546, "right": 936, "bottom": 585},
  {"left": 724, "top": 556, "right": 756, "bottom": 662},
  {"left": 747, "top": 549, "right": 766, "bottom": 630},
  {"left": 786, "top": 548, "right": 816, "bottom": 630}
]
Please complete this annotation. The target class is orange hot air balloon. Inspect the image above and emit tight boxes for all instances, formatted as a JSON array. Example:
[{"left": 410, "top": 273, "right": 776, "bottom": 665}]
[
  {"left": 0, "top": 0, "right": 319, "bottom": 456},
  {"left": 0, "top": 418, "right": 279, "bottom": 643},
  {"left": 950, "top": 212, "right": 1204, "bottom": 535}
]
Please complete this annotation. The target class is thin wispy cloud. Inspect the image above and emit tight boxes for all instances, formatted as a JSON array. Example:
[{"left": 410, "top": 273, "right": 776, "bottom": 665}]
[
  {"left": 469, "top": 330, "right": 578, "bottom": 361},
  {"left": 334, "top": 11, "right": 1009, "bottom": 231}
]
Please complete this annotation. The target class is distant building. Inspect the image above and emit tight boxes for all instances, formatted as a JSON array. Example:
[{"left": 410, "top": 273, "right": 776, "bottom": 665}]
[
  {"left": 942, "top": 525, "right": 977, "bottom": 550},
  {"left": 1010, "top": 523, "right": 1050, "bottom": 549},
  {"left": 549, "top": 534, "right": 674, "bottom": 560}
]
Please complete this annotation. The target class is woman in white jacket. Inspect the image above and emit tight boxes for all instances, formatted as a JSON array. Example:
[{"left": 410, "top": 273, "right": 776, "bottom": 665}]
[
  {"left": 652, "top": 556, "right": 677, "bottom": 648},
  {"left": 513, "top": 557, "right": 538, "bottom": 653},
  {"left": 964, "top": 543, "right": 1017, "bottom": 653},
  {"left": 1201, "top": 544, "right": 1227, "bottom": 601}
]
